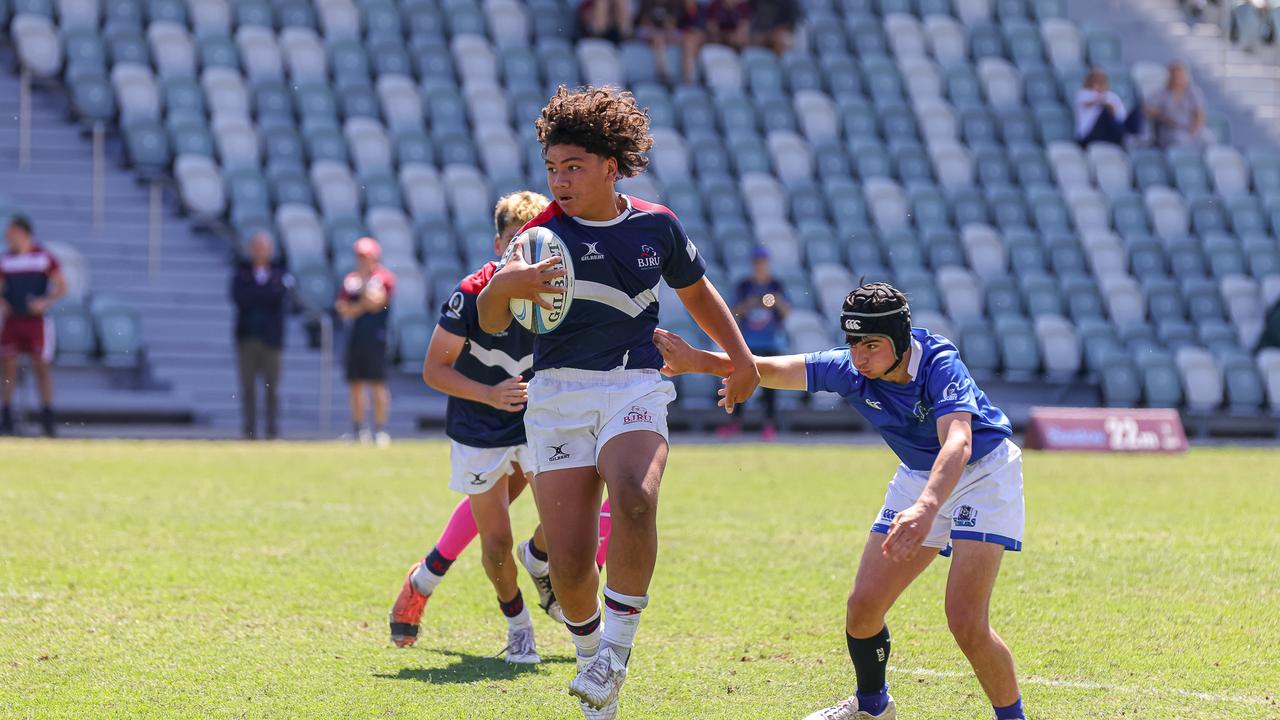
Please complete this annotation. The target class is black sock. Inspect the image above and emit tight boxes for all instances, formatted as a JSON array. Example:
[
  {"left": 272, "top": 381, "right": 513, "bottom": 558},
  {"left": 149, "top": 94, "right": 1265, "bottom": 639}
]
[
  {"left": 423, "top": 548, "right": 455, "bottom": 576},
  {"left": 499, "top": 590, "right": 525, "bottom": 618},
  {"left": 527, "top": 537, "right": 549, "bottom": 562},
  {"left": 847, "top": 626, "right": 891, "bottom": 696}
]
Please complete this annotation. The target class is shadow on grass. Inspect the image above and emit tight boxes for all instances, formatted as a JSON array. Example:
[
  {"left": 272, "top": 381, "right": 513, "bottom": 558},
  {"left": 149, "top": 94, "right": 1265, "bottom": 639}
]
[{"left": 374, "top": 649, "right": 575, "bottom": 685}]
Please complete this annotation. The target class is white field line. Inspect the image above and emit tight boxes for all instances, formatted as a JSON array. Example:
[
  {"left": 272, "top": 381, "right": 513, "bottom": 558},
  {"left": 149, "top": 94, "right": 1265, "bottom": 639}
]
[{"left": 894, "top": 666, "right": 1276, "bottom": 706}]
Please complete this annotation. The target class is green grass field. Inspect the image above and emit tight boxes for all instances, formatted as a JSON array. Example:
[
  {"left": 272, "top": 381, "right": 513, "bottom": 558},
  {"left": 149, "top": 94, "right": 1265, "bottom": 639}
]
[{"left": 1, "top": 440, "right": 1278, "bottom": 719}]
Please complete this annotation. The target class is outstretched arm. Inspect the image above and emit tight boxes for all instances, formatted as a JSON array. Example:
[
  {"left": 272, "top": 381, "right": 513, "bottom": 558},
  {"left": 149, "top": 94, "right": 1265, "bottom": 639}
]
[
  {"left": 653, "top": 328, "right": 807, "bottom": 391},
  {"left": 674, "top": 277, "right": 759, "bottom": 412}
]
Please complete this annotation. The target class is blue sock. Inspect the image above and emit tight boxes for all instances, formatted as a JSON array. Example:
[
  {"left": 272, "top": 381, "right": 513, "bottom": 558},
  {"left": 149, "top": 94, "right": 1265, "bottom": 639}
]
[
  {"left": 994, "top": 696, "right": 1024, "bottom": 720},
  {"left": 855, "top": 685, "right": 888, "bottom": 716}
]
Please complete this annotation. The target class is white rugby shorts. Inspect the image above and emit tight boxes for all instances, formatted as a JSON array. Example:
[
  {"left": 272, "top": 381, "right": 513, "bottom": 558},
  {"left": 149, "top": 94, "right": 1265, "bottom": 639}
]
[
  {"left": 448, "top": 440, "right": 534, "bottom": 495},
  {"left": 525, "top": 367, "right": 676, "bottom": 473},
  {"left": 870, "top": 438, "right": 1025, "bottom": 554}
]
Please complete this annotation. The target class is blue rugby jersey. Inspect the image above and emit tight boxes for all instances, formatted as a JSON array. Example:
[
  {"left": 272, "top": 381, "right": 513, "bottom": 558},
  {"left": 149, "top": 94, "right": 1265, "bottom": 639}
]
[
  {"left": 517, "top": 195, "right": 706, "bottom": 372},
  {"left": 805, "top": 328, "right": 1012, "bottom": 471},
  {"left": 437, "top": 262, "right": 535, "bottom": 448}
]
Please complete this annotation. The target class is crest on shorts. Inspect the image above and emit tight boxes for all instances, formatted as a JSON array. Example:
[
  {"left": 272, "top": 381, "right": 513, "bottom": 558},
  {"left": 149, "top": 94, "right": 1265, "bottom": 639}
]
[
  {"left": 622, "top": 406, "right": 652, "bottom": 425},
  {"left": 954, "top": 505, "right": 977, "bottom": 527}
]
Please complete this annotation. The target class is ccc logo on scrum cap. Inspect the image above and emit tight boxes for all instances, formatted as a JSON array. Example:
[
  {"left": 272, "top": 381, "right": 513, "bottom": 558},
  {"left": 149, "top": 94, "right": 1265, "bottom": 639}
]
[{"left": 844, "top": 318, "right": 862, "bottom": 331}]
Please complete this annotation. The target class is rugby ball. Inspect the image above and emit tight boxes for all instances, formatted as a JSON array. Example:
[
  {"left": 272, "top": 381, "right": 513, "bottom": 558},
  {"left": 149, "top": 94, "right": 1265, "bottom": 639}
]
[{"left": 500, "top": 226, "right": 574, "bottom": 334}]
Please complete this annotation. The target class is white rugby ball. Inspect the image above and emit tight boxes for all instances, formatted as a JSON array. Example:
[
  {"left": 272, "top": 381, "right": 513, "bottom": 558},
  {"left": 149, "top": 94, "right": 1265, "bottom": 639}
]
[{"left": 501, "top": 226, "right": 574, "bottom": 334}]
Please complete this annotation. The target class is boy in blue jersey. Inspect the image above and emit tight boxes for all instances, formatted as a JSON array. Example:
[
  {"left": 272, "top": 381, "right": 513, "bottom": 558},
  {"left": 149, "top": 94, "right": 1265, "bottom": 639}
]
[
  {"left": 476, "top": 86, "right": 760, "bottom": 719},
  {"left": 654, "top": 282, "right": 1027, "bottom": 720}
]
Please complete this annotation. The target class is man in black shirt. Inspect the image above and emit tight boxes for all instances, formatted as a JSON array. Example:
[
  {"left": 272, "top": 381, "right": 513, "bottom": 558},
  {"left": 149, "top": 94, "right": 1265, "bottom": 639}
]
[{"left": 230, "top": 232, "right": 293, "bottom": 439}]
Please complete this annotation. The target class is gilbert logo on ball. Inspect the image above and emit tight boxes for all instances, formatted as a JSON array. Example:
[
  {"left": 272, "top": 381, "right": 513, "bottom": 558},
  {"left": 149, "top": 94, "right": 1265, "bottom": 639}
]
[{"left": 504, "top": 227, "right": 574, "bottom": 334}]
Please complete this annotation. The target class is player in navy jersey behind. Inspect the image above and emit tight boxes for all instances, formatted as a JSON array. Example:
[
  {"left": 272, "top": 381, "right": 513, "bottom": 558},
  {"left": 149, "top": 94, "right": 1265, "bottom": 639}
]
[
  {"left": 388, "top": 192, "right": 552, "bottom": 662},
  {"left": 476, "top": 86, "right": 760, "bottom": 719},
  {"left": 654, "top": 282, "right": 1028, "bottom": 720},
  {"left": 0, "top": 216, "right": 66, "bottom": 437}
]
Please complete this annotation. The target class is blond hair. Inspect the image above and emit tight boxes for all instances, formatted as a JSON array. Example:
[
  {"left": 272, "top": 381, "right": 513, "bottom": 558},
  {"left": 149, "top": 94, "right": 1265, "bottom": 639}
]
[{"left": 494, "top": 191, "right": 551, "bottom": 234}]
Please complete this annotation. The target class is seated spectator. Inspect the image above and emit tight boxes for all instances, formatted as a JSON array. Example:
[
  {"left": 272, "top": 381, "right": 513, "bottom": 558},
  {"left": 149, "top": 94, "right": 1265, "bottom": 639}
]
[
  {"left": 1146, "top": 62, "right": 1215, "bottom": 149},
  {"left": 637, "top": 0, "right": 704, "bottom": 85},
  {"left": 706, "top": 0, "right": 752, "bottom": 51},
  {"left": 751, "top": 0, "right": 799, "bottom": 55},
  {"left": 1075, "top": 67, "right": 1144, "bottom": 147},
  {"left": 721, "top": 247, "right": 790, "bottom": 440},
  {"left": 578, "top": 0, "right": 634, "bottom": 42}
]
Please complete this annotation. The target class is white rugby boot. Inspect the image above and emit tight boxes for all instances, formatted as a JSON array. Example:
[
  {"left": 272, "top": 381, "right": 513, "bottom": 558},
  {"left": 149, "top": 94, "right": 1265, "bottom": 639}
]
[
  {"left": 569, "top": 642, "right": 628, "bottom": 709},
  {"left": 503, "top": 624, "right": 540, "bottom": 664},
  {"left": 802, "top": 695, "right": 896, "bottom": 720}
]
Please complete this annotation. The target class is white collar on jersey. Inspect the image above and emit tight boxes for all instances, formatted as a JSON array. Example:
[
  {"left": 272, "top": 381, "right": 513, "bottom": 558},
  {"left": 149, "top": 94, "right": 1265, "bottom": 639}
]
[
  {"left": 570, "top": 194, "right": 634, "bottom": 227},
  {"left": 905, "top": 337, "right": 924, "bottom": 380}
]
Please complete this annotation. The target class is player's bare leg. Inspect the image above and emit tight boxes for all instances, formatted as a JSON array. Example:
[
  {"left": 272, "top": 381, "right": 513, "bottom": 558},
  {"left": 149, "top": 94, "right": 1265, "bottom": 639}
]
[
  {"left": 32, "top": 359, "right": 54, "bottom": 436},
  {"left": 348, "top": 382, "right": 367, "bottom": 442},
  {"left": 596, "top": 432, "right": 666, "bottom": 597},
  {"left": 945, "top": 540, "right": 1020, "bottom": 708},
  {"left": 0, "top": 355, "right": 17, "bottom": 434},
  {"left": 532, "top": 466, "right": 603, "bottom": 622},
  {"left": 567, "top": 432, "right": 667, "bottom": 712},
  {"left": 371, "top": 382, "right": 391, "bottom": 446},
  {"left": 531, "top": 466, "right": 609, "bottom": 714},
  {"left": 471, "top": 471, "right": 539, "bottom": 664},
  {"left": 804, "top": 534, "right": 938, "bottom": 720}
]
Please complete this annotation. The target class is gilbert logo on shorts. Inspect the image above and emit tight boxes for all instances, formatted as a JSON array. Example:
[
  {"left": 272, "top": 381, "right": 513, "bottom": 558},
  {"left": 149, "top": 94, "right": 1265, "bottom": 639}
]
[
  {"left": 954, "top": 505, "right": 977, "bottom": 527},
  {"left": 622, "top": 406, "right": 652, "bottom": 425},
  {"left": 637, "top": 245, "right": 661, "bottom": 268},
  {"left": 548, "top": 443, "right": 571, "bottom": 462},
  {"left": 581, "top": 242, "right": 605, "bottom": 261},
  {"left": 469, "top": 472, "right": 485, "bottom": 486}
]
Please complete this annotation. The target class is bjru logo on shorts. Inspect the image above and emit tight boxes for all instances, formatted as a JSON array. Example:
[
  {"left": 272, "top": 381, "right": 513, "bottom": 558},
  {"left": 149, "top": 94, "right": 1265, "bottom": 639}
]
[
  {"left": 622, "top": 405, "right": 652, "bottom": 425},
  {"left": 954, "top": 505, "right": 977, "bottom": 527},
  {"left": 637, "top": 245, "right": 661, "bottom": 268},
  {"left": 548, "top": 443, "right": 571, "bottom": 462}
]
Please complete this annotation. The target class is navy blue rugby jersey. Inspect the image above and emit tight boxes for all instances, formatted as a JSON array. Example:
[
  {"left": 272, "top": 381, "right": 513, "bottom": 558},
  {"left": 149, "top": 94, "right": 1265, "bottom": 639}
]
[
  {"left": 437, "top": 261, "right": 535, "bottom": 448},
  {"left": 517, "top": 195, "right": 706, "bottom": 372}
]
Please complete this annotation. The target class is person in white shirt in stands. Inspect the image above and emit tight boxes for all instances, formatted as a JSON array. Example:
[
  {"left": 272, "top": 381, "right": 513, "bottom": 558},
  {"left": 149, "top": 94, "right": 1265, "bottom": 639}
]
[{"left": 1075, "top": 67, "right": 1143, "bottom": 147}]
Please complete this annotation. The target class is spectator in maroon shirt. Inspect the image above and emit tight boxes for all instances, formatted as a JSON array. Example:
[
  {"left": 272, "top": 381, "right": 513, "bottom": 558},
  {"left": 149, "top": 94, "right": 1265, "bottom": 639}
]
[
  {"left": 706, "top": 0, "right": 751, "bottom": 50},
  {"left": 636, "top": 0, "right": 705, "bottom": 84}
]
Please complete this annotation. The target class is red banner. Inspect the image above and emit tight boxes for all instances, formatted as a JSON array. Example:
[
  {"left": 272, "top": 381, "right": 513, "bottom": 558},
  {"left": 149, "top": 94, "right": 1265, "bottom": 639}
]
[{"left": 1024, "top": 407, "right": 1188, "bottom": 453}]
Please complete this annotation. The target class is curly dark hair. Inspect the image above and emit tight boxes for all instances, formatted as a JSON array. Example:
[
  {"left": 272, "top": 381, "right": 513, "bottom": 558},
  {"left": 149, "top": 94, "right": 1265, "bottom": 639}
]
[{"left": 536, "top": 86, "right": 652, "bottom": 178}]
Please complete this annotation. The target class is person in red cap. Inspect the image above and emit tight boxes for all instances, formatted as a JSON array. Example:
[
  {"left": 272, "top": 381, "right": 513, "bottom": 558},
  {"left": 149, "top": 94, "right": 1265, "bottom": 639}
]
[{"left": 335, "top": 237, "right": 396, "bottom": 446}]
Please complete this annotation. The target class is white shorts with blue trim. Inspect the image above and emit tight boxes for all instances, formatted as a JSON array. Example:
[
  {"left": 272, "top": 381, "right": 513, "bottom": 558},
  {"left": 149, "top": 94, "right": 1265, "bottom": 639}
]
[
  {"left": 525, "top": 367, "right": 676, "bottom": 474},
  {"left": 870, "top": 438, "right": 1025, "bottom": 554},
  {"left": 448, "top": 440, "right": 534, "bottom": 495}
]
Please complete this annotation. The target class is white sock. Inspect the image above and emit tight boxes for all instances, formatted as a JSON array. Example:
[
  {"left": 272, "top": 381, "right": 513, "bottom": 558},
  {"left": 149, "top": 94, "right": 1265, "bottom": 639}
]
[
  {"left": 601, "top": 587, "right": 648, "bottom": 662},
  {"left": 523, "top": 541, "right": 550, "bottom": 577},
  {"left": 566, "top": 606, "right": 602, "bottom": 668},
  {"left": 507, "top": 605, "right": 533, "bottom": 631},
  {"left": 410, "top": 565, "right": 445, "bottom": 596}
]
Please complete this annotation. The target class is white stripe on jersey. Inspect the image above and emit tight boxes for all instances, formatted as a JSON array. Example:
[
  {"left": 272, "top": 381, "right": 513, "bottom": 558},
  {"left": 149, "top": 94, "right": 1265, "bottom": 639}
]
[
  {"left": 574, "top": 280, "right": 661, "bottom": 318},
  {"left": 466, "top": 344, "right": 533, "bottom": 377}
]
